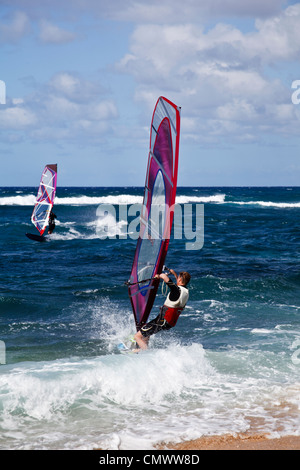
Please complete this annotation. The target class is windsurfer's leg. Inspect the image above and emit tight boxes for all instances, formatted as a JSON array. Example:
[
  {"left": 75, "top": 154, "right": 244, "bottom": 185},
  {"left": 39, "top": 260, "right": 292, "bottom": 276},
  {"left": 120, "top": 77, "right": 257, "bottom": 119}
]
[{"left": 134, "top": 331, "right": 149, "bottom": 350}]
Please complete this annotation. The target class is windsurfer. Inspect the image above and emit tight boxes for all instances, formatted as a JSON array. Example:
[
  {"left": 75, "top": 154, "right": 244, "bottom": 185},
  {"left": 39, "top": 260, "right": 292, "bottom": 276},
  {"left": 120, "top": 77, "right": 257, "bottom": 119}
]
[
  {"left": 133, "top": 269, "right": 191, "bottom": 350},
  {"left": 48, "top": 210, "right": 57, "bottom": 234}
]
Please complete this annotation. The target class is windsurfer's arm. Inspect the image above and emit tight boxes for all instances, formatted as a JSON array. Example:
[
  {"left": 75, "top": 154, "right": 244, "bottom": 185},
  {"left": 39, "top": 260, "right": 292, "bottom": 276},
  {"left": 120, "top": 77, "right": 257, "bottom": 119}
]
[
  {"left": 156, "top": 273, "right": 170, "bottom": 283},
  {"left": 168, "top": 268, "right": 178, "bottom": 282},
  {"left": 156, "top": 268, "right": 178, "bottom": 282},
  {"left": 155, "top": 273, "right": 180, "bottom": 301}
]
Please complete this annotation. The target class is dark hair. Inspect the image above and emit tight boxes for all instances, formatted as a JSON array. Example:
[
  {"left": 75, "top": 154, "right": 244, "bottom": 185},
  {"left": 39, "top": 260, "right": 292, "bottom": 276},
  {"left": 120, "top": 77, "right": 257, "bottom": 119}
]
[{"left": 179, "top": 271, "right": 191, "bottom": 286}]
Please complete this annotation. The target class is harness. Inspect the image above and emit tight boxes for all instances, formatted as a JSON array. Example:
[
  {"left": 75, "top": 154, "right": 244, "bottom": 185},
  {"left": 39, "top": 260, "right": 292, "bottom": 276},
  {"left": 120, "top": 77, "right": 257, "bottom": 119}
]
[{"left": 163, "top": 306, "right": 184, "bottom": 327}]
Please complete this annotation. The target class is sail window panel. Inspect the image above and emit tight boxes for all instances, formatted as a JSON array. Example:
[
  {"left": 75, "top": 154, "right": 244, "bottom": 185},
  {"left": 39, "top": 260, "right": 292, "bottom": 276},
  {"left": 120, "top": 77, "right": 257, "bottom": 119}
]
[{"left": 137, "top": 170, "right": 166, "bottom": 286}]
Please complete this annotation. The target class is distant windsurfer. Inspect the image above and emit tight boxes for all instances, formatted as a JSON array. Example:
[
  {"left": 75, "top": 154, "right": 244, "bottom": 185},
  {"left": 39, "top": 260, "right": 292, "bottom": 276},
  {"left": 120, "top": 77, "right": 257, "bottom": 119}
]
[
  {"left": 48, "top": 210, "right": 56, "bottom": 234},
  {"left": 134, "top": 269, "right": 191, "bottom": 350}
]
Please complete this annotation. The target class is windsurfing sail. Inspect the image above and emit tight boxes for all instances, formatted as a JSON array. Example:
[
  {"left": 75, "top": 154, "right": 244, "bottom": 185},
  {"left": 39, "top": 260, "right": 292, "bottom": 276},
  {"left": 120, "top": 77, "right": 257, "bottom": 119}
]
[
  {"left": 128, "top": 97, "right": 181, "bottom": 330},
  {"left": 31, "top": 164, "right": 57, "bottom": 235}
]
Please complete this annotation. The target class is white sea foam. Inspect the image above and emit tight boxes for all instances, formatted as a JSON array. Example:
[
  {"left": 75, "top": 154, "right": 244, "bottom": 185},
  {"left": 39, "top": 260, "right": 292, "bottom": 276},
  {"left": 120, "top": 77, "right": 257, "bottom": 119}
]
[
  {"left": 0, "top": 193, "right": 225, "bottom": 206},
  {"left": 231, "top": 200, "right": 300, "bottom": 208},
  {"left": 0, "top": 342, "right": 299, "bottom": 450},
  {"left": 49, "top": 227, "right": 82, "bottom": 241},
  {"left": 47, "top": 214, "right": 128, "bottom": 241},
  {"left": 175, "top": 194, "right": 226, "bottom": 204},
  {"left": 2, "top": 191, "right": 300, "bottom": 209},
  {"left": 0, "top": 195, "right": 36, "bottom": 206},
  {"left": 55, "top": 195, "right": 143, "bottom": 206},
  {"left": 251, "top": 328, "right": 275, "bottom": 335},
  {"left": 0, "top": 194, "right": 142, "bottom": 206},
  {"left": 92, "top": 213, "right": 128, "bottom": 238}
]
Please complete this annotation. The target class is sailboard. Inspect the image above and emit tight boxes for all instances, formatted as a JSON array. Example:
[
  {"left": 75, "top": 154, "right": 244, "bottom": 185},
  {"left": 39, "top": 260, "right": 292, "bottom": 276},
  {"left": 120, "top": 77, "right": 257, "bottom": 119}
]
[
  {"left": 26, "top": 164, "right": 57, "bottom": 241},
  {"left": 127, "top": 97, "right": 181, "bottom": 331},
  {"left": 117, "top": 342, "right": 139, "bottom": 355}
]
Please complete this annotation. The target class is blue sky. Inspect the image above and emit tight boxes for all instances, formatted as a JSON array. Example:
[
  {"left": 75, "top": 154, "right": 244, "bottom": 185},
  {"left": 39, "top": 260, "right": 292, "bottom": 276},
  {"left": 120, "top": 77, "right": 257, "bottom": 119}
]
[{"left": 0, "top": 0, "right": 299, "bottom": 186}]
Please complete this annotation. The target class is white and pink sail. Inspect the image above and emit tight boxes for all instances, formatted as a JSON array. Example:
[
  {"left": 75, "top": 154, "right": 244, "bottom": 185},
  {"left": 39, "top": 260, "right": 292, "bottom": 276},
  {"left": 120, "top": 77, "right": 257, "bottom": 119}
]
[
  {"left": 31, "top": 164, "right": 57, "bottom": 235},
  {"left": 128, "top": 97, "right": 181, "bottom": 330}
]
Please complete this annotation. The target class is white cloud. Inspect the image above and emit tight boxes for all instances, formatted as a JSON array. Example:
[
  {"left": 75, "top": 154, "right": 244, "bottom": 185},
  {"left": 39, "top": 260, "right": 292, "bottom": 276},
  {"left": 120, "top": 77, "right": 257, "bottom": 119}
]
[
  {"left": 39, "top": 19, "right": 76, "bottom": 44},
  {"left": 103, "top": 0, "right": 286, "bottom": 22},
  {"left": 89, "top": 101, "right": 118, "bottom": 120},
  {"left": 121, "top": 4, "right": 300, "bottom": 76},
  {"left": 50, "top": 73, "right": 81, "bottom": 95},
  {"left": 0, "top": 73, "right": 119, "bottom": 144},
  {"left": 1, "top": 2, "right": 299, "bottom": 151},
  {"left": 49, "top": 73, "right": 105, "bottom": 103},
  {"left": 0, "top": 10, "right": 30, "bottom": 43},
  {"left": 0, "top": 0, "right": 287, "bottom": 26},
  {"left": 45, "top": 95, "right": 80, "bottom": 119},
  {"left": 231, "top": 4, "right": 300, "bottom": 64},
  {"left": 115, "top": 4, "right": 300, "bottom": 143},
  {"left": 0, "top": 106, "right": 36, "bottom": 129}
]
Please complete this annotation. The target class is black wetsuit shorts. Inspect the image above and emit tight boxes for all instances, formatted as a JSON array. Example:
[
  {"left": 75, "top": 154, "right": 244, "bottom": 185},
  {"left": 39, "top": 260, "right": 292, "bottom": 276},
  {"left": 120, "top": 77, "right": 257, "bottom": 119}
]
[{"left": 140, "top": 307, "right": 172, "bottom": 338}]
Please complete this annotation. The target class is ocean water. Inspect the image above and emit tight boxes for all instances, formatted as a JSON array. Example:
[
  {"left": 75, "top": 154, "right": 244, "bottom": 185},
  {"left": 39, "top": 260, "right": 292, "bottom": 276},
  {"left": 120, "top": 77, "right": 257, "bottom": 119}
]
[{"left": 0, "top": 186, "right": 299, "bottom": 450}]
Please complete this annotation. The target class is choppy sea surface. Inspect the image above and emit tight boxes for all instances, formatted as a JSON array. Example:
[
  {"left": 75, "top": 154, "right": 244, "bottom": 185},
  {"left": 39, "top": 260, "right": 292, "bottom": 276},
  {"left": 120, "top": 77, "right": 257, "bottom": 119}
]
[{"left": 0, "top": 186, "right": 299, "bottom": 450}]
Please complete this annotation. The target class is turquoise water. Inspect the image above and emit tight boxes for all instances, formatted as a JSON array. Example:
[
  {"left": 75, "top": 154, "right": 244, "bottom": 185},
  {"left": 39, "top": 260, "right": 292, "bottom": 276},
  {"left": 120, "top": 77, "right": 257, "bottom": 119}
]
[{"left": 0, "top": 186, "right": 299, "bottom": 449}]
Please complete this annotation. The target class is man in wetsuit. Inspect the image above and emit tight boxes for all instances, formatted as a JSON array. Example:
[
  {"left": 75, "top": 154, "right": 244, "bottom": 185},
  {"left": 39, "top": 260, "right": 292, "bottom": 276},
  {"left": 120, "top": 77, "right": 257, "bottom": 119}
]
[
  {"left": 134, "top": 269, "right": 191, "bottom": 350},
  {"left": 48, "top": 210, "right": 57, "bottom": 234}
]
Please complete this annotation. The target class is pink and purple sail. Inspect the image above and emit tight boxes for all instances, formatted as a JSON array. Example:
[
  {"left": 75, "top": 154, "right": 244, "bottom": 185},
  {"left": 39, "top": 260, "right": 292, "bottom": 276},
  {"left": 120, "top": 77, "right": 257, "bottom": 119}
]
[
  {"left": 31, "top": 164, "right": 57, "bottom": 235},
  {"left": 128, "top": 97, "right": 181, "bottom": 330}
]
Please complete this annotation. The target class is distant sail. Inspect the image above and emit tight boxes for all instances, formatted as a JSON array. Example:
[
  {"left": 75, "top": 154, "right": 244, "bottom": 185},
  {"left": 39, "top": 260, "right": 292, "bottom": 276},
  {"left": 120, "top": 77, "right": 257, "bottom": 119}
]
[
  {"left": 128, "top": 97, "right": 181, "bottom": 330},
  {"left": 31, "top": 164, "right": 57, "bottom": 235}
]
